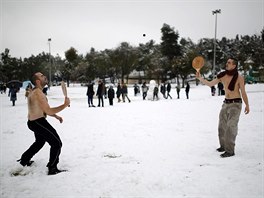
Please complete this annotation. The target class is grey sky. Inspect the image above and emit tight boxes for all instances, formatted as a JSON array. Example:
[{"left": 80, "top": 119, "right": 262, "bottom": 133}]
[{"left": 1, "top": 0, "right": 263, "bottom": 58}]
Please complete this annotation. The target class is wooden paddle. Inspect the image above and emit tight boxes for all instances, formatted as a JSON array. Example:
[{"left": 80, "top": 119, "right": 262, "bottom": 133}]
[
  {"left": 61, "top": 81, "right": 70, "bottom": 107},
  {"left": 192, "top": 56, "right": 205, "bottom": 73}
]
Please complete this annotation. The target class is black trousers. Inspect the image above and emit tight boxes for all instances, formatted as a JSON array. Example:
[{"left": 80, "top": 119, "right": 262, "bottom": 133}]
[
  {"left": 109, "top": 98, "right": 113, "bottom": 105},
  {"left": 88, "top": 95, "right": 94, "bottom": 106},
  {"left": 98, "top": 95, "right": 104, "bottom": 107},
  {"left": 143, "top": 92, "right": 147, "bottom": 100},
  {"left": 21, "top": 118, "right": 62, "bottom": 168}
]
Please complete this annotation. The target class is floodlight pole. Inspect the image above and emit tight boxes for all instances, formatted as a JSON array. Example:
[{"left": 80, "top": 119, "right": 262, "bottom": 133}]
[
  {"left": 212, "top": 9, "right": 221, "bottom": 79},
  {"left": 48, "top": 38, "right": 52, "bottom": 87}
]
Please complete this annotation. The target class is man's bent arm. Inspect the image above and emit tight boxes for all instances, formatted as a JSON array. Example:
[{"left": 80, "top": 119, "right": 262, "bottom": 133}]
[{"left": 37, "top": 92, "right": 70, "bottom": 116}]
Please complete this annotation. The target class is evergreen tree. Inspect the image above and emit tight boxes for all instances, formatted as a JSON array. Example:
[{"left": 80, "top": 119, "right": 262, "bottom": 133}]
[
  {"left": 160, "top": 23, "right": 182, "bottom": 80},
  {"left": 64, "top": 47, "right": 79, "bottom": 86}
]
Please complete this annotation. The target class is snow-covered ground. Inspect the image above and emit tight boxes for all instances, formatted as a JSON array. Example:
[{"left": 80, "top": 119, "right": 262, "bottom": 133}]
[{"left": 0, "top": 82, "right": 263, "bottom": 198}]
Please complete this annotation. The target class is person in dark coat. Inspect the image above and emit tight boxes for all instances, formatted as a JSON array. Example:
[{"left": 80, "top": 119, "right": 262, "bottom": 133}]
[
  {"left": 86, "top": 82, "right": 95, "bottom": 107},
  {"left": 96, "top": 80, "right": 104, "bottom": 107},
  {"left": 160, "top": 83, "right": 166, "bottom": 98},
  {"left": 8, "top": 84, "right": 18, "bottom": 106},
  {"left": 3, "top": 83, "right": 7, "bottom": 94},
  {"left": 211, "top": 86, "right": 216, "bottom": 96},
  {"left": 153, "top": 85, "right": 159, "bottom": 101},
  {"left": 218, "top": 82, "right": 224, "bottom": 96},
  {"left": 0, "top": 83, "right": 3, "bottom": 94},
  {"left": 116, "top": 82, "right": 122, "bottom": 102},
  {"left": 166, "top": 82, "right": 172, "bottom": 99},
  {"left": 121, "top": 83, "right": 131, "bottom": 103},
  {"left": 108, "top": 85, "right": 115, "bottom": 105},
  {"left": 185, "top": 82, "right": 190, "bottom": 99},
  {"left": 133, "top": 84, "right": 140, "bottom": 96},
  {"left": 141, "top": 82, "right": 148, "bottom": 100}
]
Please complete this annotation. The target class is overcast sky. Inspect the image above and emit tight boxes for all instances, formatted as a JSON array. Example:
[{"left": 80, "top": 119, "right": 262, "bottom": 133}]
[{"left": 1, "top": 0, "right": 263, "bottom": 59}]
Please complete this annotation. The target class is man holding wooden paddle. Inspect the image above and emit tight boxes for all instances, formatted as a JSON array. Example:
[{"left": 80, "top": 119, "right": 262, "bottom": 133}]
[
  {"left": 195, "top": 57, "right": 250, "bottom": 158},
  {"left": 18, "top": 72, "right": 70, "bottom": 175}
]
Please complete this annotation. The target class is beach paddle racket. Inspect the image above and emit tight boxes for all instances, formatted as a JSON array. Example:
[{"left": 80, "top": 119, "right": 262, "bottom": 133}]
[
  {"left": 61, "top": 81, "right": 70, "bottom": 107},
  {"left": 192, "top": 56, "right": 205, "bottom": 72}
]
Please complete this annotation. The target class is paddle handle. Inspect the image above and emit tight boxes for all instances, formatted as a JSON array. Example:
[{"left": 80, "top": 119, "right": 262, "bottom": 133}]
[{"left": 61, "top": 81, "right": 70, "bottom": 107}]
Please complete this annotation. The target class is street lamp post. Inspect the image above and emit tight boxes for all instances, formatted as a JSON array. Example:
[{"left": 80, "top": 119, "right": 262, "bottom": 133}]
[
  {"left": 212, "top": 9, "right": 221, "bottom": 79},
  {"left": 48, "top": 38, "right": 52, "bottom": 87}
]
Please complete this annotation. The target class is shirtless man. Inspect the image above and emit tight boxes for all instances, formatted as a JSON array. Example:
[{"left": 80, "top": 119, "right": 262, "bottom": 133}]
[
  {"left": 196, "top": 57, "right": 249, "bottom": 157},
  {"left": 18, "top": 72, "right": 70, "bottom": 175}
]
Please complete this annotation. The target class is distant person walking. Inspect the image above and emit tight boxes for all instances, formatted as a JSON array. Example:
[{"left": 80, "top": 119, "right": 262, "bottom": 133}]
[
  {"left": 196, "top": 57, "right": 250, "bottom": 158},
  {"left": 0, "top": 83, "right": 4, "bottom": 94},
  {"left": 153, "top": 85, "right": 159, "bottom": 101},
  {"left": 8, "top": 84, "right": 18, "bottom": 106},
  {"left": 116, "top": 82, "right": 122, "bottom": 103},
  {"left": 160, "top": 83, "right": 166, "bottom": 98},
  {"left": 121, "top": 83, "right": 131, "bottom": 103},
  {"left": 86, "top": 81, "right": 95, "bottom": 107},
  {"left": 141, "top": 82, "right": 148, "bottom": 100},
  {"left": 133, "top": 84, "right": 139, "bottom": 96},
  {"left": 166, "top": 82, "right": 172, "bottom": 99},
  {"left": 211, "top": 86, "right": 216, "bottom": 96},
  {"left": 108, "top": 85, "right": 115, "bottom": 105},
  {"left": 218, "top": 82, "right": 224, "bottom": 96},
  {"left": 96, "top": 80, "right": 105, "bottom": 107},
  {"left": 1, "top": 83, "right": 7, "bottom": 94},
  {"left": 185, "top": 82, "right": 190, "bottom": 99},
  {"left": 3, "top": 83, "right": 7, "bottom": 94}
]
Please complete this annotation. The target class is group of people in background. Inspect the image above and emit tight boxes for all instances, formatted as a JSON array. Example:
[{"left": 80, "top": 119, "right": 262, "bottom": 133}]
[
  {"left": 175, "top": 82, "right": 190, "bottom": 99},
  {"left": 85, "top": 80, "right": 193, "bottom": 107},
  {"left": 141, "top": 81, "right": 191, "bottom": 101},
  {"left": 160, "top": 81, "right": 190, "bottom": 100},
  {"left": 210, "top": 82, "right": 225, "bottom": 96},
  {"left": 86, "top": 80, "right": 131, "bottom": 107}
]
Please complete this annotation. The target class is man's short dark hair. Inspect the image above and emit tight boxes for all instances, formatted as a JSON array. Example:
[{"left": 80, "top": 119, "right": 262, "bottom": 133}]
[
  {"left": 229, "top": 57, "right": 238, "bottom": 67},
  {"left": 30, "top": 73, "right": 39, "bottom": 86}
]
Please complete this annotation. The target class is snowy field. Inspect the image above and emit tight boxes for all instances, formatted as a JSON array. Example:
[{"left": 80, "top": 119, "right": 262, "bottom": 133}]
[{"left": 0, "top": 82, "right": 263, "bottom": 198}]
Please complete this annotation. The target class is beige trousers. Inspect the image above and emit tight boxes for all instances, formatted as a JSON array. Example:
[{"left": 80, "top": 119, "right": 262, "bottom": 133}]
[{"left": 218, "top": 102, "right": 242, "bottom": 154}]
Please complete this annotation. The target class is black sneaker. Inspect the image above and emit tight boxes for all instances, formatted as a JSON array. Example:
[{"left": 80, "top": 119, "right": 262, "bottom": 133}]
[
  {"left": 48, "top": 167, "right": 67, "bottom": 175},
  {"left": 216, "top": 147, "right": 225, "bottom": 152},
  {"left": 220, "top": 152, "right": 235, "bottom": 158},
  {"left": 17, "top": 159, "right": 34, "bottom": 167}
]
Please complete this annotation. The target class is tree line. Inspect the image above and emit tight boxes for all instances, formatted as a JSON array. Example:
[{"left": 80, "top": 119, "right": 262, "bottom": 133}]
[{"left": 1, "top": 23, "right": 263, "bottom": 86}]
